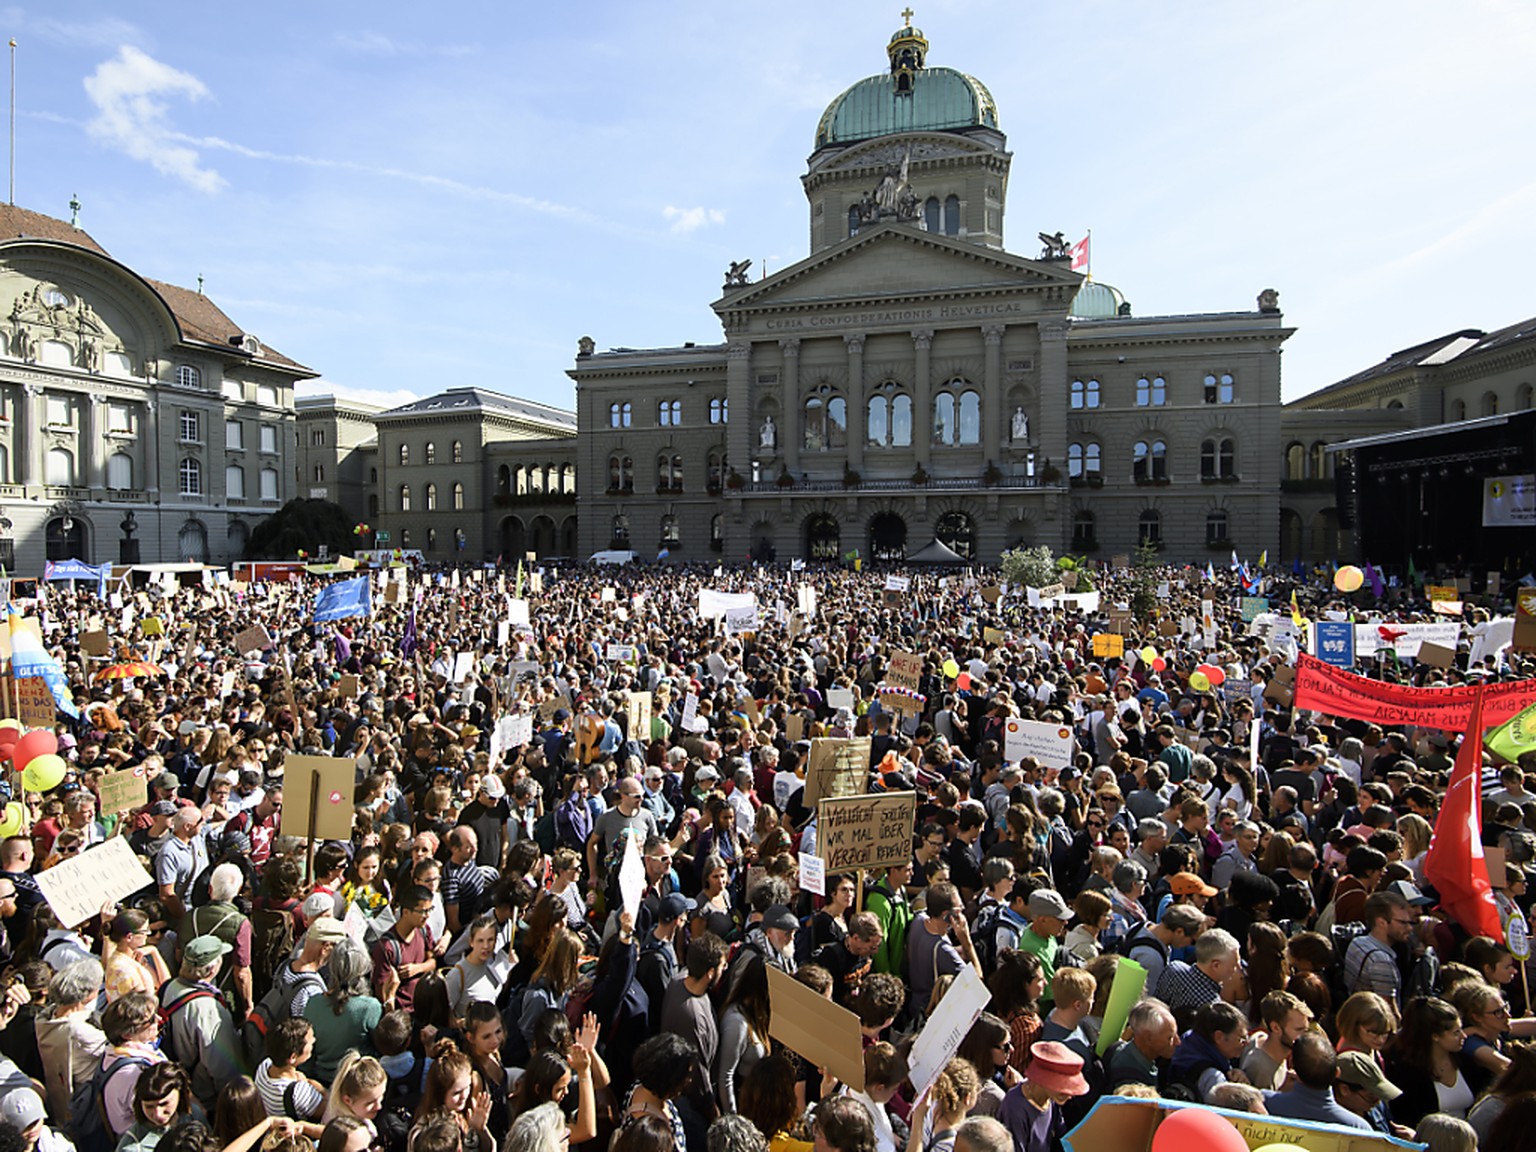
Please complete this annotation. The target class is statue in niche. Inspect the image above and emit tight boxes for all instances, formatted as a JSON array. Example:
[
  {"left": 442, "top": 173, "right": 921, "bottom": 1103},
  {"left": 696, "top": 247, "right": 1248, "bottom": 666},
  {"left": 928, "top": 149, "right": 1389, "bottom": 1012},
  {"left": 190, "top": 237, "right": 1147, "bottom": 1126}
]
[
  {"left": 872, "top": 144, "right": 912, "bottom": 219},
  {"left": 760, "top": 415, "right": 777, "bottom": 450},
  {"left": 80, "top": 337, "right": 100, "bottom": 373},
  {"left": 1011, "top": 406, "right": 1030, "bottom": 443}
]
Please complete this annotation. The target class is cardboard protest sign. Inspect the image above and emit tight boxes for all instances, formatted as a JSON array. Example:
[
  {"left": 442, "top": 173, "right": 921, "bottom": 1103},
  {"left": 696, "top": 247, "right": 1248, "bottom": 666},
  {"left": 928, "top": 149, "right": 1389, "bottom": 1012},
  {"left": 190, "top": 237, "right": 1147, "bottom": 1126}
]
[
  {"left": 817, "top": 791, "right": 916, "bottom": 872},
  {"left": 17, "top": 677, "right": 55, "bottom": 726},
  {"left": 139, "top": 617, "right": 164, "bottom": 637},
  {"left": 907, "top": 963, "right": 992, "bottom": 1096},
  {"left": 1416, "top": 640, "right": 1456, "bottom": 669},
  {"left": 1110, "top": 554, "right": 1130, "bottom": 569},
  {"left": 235, "top": 624, "right": 272, "bottom": 654},
  {"left": 982, "top": 626, "right": 1006, "bottom": 646},
  {"left": 626, "top": 692, "right": 652, "bottom": 741},
  {"left": 34, "top": 838, "right": 154, "bottom": 929},
  {"left": 1515, "top": 587, "right": 1536, "bottom": 652},
  {"left": 785, "top": 712, "right": 806, "bottom": 743},
  {"left": 575, "top": 714, "right": 605, "bottom": 764},
  {"left": 80, "top": 630, "right": 111, "bottom": 657},
  {"left": 1486, "top": 845, "right": 1507, "bottom": 888},
  {"left": 1426, "top": 584, "right": 1458, "bottom": 603},
  {"left": 1091, "top": 633, "right": 1124, "bottom": 658},
  {"left": 280, "top": 756, "right": 358, "bottom": 841},
  {"left": 887, "top": 651, "right": 923, "bottom": 691},
  {"left": 1003, "top": 717, "right": 1075, "bottom": 769},
  {"left": 805, "top": 737, "right": 871, "bottom": 806},
  {"left": 1107, "top": 607, "right": 1134, "bottom": 634},
  {"left": 337, "top": 674, "right": 360, "bottom": 699},
  {"left": 1062, "top": 1095, "right": 1414, "bottom": 1152},
  {"left": 1264, "top": 664, "right": 1296, "bottom": 706},
  {"left": 766, "top": 964, "right": 865, "bottom": 1091},
  {"left": 97, "top": 767, "right": 148, "bottom": 815},
  {"left": 979, "top": 585, "right": 1002, "bottom": 605},
  {"left": 1239, "top": 596, "right": 1270, "bottom": 622}
]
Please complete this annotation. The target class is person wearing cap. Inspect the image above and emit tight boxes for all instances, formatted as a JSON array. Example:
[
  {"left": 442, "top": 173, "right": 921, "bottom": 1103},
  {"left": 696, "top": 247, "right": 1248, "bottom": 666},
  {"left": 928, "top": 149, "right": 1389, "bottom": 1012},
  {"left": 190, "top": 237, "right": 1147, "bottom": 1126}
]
[
  {"left": 1335, "top": 1049, "right": 1409, "bottom": 1138},
  {"left": 160, "top": 935, "right": 242, "bottom": 1110},
  {"left": 636, "top": 892, "right": 694, "bottom": 1029},
  {"left": 128, "top": 800, "right": 179, "bottom": 860},
  {"left": 0, "top": 1086, "right": 72, "bottom": 1152},
  {"left": 457, "top": 775, "right": 511, "bottom": 871},
  {"left": 269, "top": 914, "right": 347, "bottom": 1025},
  {"left": 737, "top": 903, "right": 800, "bottom": 980},
  {"left": 995, "top": 1041, "right": 1089, "bottom": 1152},
  {"left": 909, "top": 883, "right": 975, "bottom": 1015},
  {"left": 1018, "top": 889, "right": 1070, "bottom": 991},
  {"left": 1266, "top": 1032, "right": 1373, "bottom": 1130}
]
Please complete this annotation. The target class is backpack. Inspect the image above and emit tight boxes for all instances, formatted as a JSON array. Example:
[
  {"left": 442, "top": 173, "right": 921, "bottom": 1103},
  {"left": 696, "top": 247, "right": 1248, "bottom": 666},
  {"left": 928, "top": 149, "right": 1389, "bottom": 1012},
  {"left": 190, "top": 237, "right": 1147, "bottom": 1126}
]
[
  {"left": 971, "top": 902, "right": 1008, "bottom": 972},
  {"left": 159, "top": 986, "right": 222, "bottom": 1064},
  {"left": 69, "top": 1054, "right": 154, "bottom": 1152},
  {"left": 249, "top": 906, "right": 297, "bottom": 1003},
  {"left": 242, "top": 967, "right": 326, "bottom": 1069},
  {"left": 1117, "top": 928, "right": 1168, "bottom": 965}
]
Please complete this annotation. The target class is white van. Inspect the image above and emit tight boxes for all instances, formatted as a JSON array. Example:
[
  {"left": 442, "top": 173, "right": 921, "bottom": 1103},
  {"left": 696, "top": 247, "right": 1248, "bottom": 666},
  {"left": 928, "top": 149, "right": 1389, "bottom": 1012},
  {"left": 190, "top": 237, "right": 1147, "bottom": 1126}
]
[{"left": 588, "top": 550, "right": 638, "bottom": 565}]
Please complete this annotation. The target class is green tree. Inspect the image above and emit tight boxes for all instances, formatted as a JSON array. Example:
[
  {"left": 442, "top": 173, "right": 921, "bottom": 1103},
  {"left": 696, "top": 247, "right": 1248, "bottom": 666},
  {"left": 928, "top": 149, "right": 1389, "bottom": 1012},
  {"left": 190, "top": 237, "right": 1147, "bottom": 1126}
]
[
  {"left": 244, "top": 498, "right": 355, "bottom": 560},
  {"left": 999, "top": 545, "right": 1057, "bottom": 589},
  {"left": 1129, "top": 541, "right": 1160, "bottom": 620}
]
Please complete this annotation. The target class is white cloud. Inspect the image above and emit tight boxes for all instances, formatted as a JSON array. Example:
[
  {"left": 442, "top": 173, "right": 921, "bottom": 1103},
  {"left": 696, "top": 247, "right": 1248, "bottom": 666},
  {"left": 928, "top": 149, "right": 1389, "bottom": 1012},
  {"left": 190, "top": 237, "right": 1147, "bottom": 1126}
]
[
  {"left": 334, "top": 31, "right": 475, "bottom": 58},
  {"left": 296, "top": 378, "right": 422, "bottom": 411},
  {"left": 83, "top": 46, "right": 224, "bottom": 193},
  {"left": 663, "top": 205, "right": 726, "bottom": 234}
]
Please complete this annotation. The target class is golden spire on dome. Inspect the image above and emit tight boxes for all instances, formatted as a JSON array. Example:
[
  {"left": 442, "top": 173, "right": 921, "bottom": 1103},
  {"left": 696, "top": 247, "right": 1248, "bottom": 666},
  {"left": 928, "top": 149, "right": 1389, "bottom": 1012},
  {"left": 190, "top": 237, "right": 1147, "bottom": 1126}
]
[{"left": 888, "top": 8, "right": 928, "bottom": 87}]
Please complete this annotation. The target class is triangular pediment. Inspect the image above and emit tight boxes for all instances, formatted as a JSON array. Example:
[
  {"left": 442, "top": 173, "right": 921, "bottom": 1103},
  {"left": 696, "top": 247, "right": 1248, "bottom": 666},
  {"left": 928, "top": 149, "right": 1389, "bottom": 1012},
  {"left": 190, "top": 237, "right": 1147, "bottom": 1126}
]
[{"left": 715, "top": 223, "right": 1081, "bottom": 316}]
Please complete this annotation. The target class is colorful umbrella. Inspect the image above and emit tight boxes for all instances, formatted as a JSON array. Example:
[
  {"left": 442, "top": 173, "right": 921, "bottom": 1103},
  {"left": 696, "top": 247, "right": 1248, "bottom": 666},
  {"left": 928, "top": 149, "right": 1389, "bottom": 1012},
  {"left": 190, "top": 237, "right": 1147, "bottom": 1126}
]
[{"left": 94, "top": 661, "right": 166, "bottom": 681}]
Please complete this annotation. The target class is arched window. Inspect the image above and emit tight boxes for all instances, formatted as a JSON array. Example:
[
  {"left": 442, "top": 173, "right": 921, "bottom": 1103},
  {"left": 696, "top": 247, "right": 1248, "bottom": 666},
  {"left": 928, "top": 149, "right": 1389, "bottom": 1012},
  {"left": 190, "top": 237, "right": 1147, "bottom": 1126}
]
[
  {"left": 933, "top": 392, "right": 954, "bottom": 445},
  {"left": 176, "top": 365, "right": 200, "bottom": 390},
  {"left": 1071, "top": 379, "right": 1085, "bottom": 409},
  {"left": 803, "top": 389, "right": 847, "bottom": 450},
  {"left": 659, "top": 400, "right": 681, "bottom": 426},
  {"left": 1206, "top": 510, "right": 1229, "bottom": 544},
  {"left": 529, "top": 466, "right": 544, "bottom": 493},
  {"left": 890, "top": 393, "right": 912, "bottom": 446},
  {"left": 1284, "top": 441, "right": 1305, "bottom": 480},
  {"left": 609, "top": 402, "right": 632, "bottom": 428},
  {"left": 1136, "top": 378, "right": 1150, "bottom": 406},
  {"left": 707, "top": 451, "right": 729, "bottom": 491},
  {"left": 425, "top": 442, "right": 436, "bottom": 465},
  {"left": 867, "top": 394, "right": 888, "bottom": 447},
  {"left": 944, "top": 194, "right": 960, "bottom": 236},
  {"left": 399, "top": 484, "right": 411, "bottom": 512},
  {"left": 497, "top": 464, "right": 511, "bottom": 494},
  {"left": 658, "top": 455, "right": 683, "bottom": 491},
  {"left": 1204, "top": 373, "right": 1236, "bottom": 404},
  {"left": 924, "top": 197, "right": 940, "bottom": 233},
  {"left": 561, "top": 463, "right": 575, "bottom": 492},
  {"left": 227, "top": 520, "right": 249, "bottom": 558},
  {"left": 1201, "top": 439, "right": 1236, "bottom": 479},
  {"left": 45, "top": 447, "right": 73, "bottom": 486},
  {"left": 222, "top": 463, "right": 242, "bottom": 499},
  {"left": 452, "top": 440, "right": 463, "bottom": 463},
  {"left": 1084, "top": 379, "right": 1101, "bottom": 409},
  {"left": 1138, "top": 509, "right": 1162, "bottom": 545},
  {"left": 369, "top": 467, "right": 378, "bottom": 483},
  {"left": 848, "top": 205, "right": 861, "bottom": 237},
  {"left": 827, "top": 397, "right": 847, "bottom": 447},
  {"left": 608, "top": 456, "right": 633, "bottom": 492},
  {"left": 178, "top": 520, "right": 207, "bottom": 562},
  {"left": 1068, "top": 443, "right": 1101, "bottom": 480},
  {"left": 1072, "top": 510, "right": 1096, "bottom": 549},
  {"left": 932, "top": 384, "right": 981, "bottom": 446},
  {"left": 109, "top": 453, "right": 135, "bottom": 491},
  {"left": 425, "top": 483, "right": 437, "bottom": 511},
  {"left": 452, "top": 483, "right": 464, "bottom": 510},
  {"left": 259, "top": 467, "right": 279, "bottom": 501},
  {"left": 1133, "top": 440, "right": 1167, "bottom": 482},
  {"left": 178, "top": 457, "right": 201, "bottom": 496},
  {"left": 1518, "top": 383, "right": 1534, "bottom": 411},
  {"left": 1482, "top": 392, "right": 1499, "bottom": 418},
  {"left": 1450, "top": 398, "right": 1466, "bottom": 421},
  {"left": 611, "top": 515, "right": 630, "bottom": 547},
  {"left": 1309, "top": 442, "right": 1328, "bottom": 480},
  {"left": 710, "top": 398, "right": 728, "bottom": 424},
  {"left": 398, "top": 444, "right": 409, "bottom": 466},
  {"left": 660, "top": 515, "right": 681, "bottom": 546},
  {"left": 958, "top": 390, "right": 980, "bottom": 444}
]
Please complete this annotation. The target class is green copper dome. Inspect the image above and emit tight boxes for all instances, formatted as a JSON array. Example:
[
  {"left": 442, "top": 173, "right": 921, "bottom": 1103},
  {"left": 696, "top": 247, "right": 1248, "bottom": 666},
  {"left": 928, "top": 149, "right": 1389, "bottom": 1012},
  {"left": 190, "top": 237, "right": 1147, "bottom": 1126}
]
[
  {"left": 816, "top": 67, "right": 999, "bottom": 149},
  {"left": 1070, "top": 280, "right": 1129, "bottom": 320}
]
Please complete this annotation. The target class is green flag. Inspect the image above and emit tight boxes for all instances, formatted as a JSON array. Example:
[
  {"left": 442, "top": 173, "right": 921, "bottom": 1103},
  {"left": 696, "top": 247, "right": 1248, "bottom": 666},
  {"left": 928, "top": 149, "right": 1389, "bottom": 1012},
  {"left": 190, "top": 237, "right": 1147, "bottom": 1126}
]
[
  {"left": 515, "top": 559, "right": 525, "bottom": 599},
  {"left": 1487, "top": 701, "right": 1536, "bottom": 763}
]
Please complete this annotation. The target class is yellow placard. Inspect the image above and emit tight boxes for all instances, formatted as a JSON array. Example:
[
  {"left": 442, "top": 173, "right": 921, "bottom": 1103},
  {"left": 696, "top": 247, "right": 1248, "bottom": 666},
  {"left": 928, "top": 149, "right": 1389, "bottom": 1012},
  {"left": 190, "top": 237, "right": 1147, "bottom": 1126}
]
[{"left": 1092, "top": 633, "right": 1125, "bottom": 658}]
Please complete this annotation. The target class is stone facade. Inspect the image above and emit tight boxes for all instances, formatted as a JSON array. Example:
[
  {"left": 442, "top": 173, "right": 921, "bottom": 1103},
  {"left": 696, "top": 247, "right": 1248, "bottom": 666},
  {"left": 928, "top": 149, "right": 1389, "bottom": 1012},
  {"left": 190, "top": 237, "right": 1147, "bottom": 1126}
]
[
  {"left": 295, "top": 397, "right": 383, "bottom": 526},
  {"left": 0, "top": 206, "right": 314, "bottom": 570}
]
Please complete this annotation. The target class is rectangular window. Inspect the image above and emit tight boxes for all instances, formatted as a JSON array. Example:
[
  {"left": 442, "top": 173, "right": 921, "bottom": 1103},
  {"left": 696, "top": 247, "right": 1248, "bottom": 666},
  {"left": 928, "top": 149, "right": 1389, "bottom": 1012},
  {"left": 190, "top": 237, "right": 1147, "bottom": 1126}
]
[
  {"left": 259, "top": 468, "right": 279, "bottom": 500},
  {"left": 259, "top": 426, "right": 277, "bottom": 454},
  {"left": 108, "top": 403, "right": 133, "bottom": 434},
  {"left": 45, "top": 395, "right": 71, "bottom": 426},
  {"left": 179, "top": 411, "right": 201, "bottom": 442},
  {"left": 225, "top": 420, "right": 243, "bottom": 450},
  {"left": 310, "top": 429, "right": 325, "bottom": 447},
  {"left": 222, "top": 379, "right": 244, "bottom": 402}
]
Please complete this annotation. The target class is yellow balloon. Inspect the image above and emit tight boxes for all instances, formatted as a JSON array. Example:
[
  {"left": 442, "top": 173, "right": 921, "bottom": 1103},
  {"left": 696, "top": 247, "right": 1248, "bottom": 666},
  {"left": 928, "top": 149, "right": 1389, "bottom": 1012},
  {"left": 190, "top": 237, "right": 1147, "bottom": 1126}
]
[
  {"left": 0, "top": 801, "right": 21, "bottom": 838},
  {"left": 1334, "top": 565, "right": 1364, "bottom": 593},
  {"left": 22, "top": 752, "right": 66, "bottom": 793},
  {"left": 1140, "top": 646, "right": 1158, "bottom": 662},
  {"left": 942, "top": 659, "right": 961, "bottom": 679},
  {"left": 1189, "top": 671, "right": 1211, "bottom": 692}
]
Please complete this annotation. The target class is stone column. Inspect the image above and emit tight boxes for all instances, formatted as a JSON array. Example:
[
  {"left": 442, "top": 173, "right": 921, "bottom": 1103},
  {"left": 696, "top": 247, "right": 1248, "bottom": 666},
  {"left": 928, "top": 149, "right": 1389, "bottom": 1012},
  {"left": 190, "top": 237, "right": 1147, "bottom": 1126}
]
[
  {"left": 780, "top": 339, "right": 801, "bottom": 476},
  {"left": 1037, "top": 320, "right": 1069, "bottom": 477},
  {"left": 912, "top": 328, "right": 933, "bottom": 468},
  {"left": 844, "top": 333, "right": 865, "bottom": 474},
  {"left": 85, "top": 395, "right": 106, "bottom": 490},
  {"left": 20, "top": 383, "right": 43, "bottom": 486},
  {"left": 725, "top": 340, "right": 752, "bottom": 482},
  {"left": 982, "top": 324, "right": 1005, "bottom": 464}
]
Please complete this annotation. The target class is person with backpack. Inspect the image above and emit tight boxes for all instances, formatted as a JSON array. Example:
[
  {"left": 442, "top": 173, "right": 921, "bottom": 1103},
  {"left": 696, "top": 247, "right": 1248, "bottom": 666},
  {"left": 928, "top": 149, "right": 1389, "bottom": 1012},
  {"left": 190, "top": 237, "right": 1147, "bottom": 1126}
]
[
  {"left": 34, "top": 958, "right": 107, "bottom": 1123},
  {"left": 1120, "top": 903, "right": 1205, "bottom": 998},
  {"left": 242, "top": 915, "right": 346, "bottom": 1070},
  {"left": 179, "top": 862, "right": 253, "bottom": 1018},
  {"left": 82, "top": 993, "right": 166, "bottom": 1152},
  {"left": 112, "top": 1063, "right": 193, "bottom": 1152},
  {"left": 158, "top": 935, "right": 245, "bottom": 1113},
  {"left": 864, "top": 860, "right": 912, "bottom": 977}
]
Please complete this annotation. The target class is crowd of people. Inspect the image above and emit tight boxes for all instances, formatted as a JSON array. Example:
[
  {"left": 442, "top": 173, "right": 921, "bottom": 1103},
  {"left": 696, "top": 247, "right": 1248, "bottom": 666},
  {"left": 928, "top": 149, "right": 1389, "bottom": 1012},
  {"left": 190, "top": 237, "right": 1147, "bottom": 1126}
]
[{"left": 0, "top": 557, "right": 1533, "bottom": 1152}]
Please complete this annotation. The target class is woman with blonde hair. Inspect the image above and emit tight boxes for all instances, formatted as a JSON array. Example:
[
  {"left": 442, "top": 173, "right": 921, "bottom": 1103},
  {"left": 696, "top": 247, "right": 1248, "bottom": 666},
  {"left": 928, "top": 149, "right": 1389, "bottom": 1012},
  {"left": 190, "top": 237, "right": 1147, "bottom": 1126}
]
[
  {"left": 1398, "top": 813, "right": 1433, "bottom": 880},
  {"left": 410, "top": 1041, "right": 493, "bottom": 1152},
  {"left": 323, "top": 1052, "right": 387, "bottom": 1129},
  {"left": 103, "top": 908, "right": 172, "bottom": 1001},
  {"left": 1335, "top": 991, "right": 1399, "bottom": 1063},
  {"left": 906, "top": 1058, "right": 980, "bottom": 1152}
]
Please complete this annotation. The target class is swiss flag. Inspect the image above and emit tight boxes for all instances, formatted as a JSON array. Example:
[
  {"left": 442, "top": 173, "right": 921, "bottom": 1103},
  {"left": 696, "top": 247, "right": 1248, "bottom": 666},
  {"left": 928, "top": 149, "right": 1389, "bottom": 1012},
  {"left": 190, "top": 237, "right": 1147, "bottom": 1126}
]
[
  {"left": 1070, "top": 235, "right": 1090, "bottom": 272},
  {"left": 1423, "top": 688, "right": 1504, "bottom": 941}
]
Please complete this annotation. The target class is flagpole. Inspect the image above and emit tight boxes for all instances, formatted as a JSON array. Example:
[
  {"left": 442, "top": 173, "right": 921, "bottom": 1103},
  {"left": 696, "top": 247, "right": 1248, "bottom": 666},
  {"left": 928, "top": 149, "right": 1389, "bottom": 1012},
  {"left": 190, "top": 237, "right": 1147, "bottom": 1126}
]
[{"left": 8, "top": 38, "right": 15, "bottom": 206}]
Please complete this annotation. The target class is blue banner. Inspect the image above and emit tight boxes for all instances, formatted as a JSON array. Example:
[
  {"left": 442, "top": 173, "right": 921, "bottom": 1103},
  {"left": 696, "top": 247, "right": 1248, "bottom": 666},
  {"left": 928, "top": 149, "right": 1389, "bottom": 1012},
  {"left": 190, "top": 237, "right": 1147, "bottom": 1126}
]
[
  {"left": 314, "top": 576, "right": 372, "bottom": 622},
  {"left": 1313, "top": 620, "right": 1355, "bottom": 669}
]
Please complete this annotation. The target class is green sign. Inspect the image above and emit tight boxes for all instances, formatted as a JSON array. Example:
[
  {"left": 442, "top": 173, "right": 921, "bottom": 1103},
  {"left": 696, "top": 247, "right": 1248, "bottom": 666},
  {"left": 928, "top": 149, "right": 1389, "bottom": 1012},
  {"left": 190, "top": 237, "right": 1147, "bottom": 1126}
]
[
  {"left": 374, "top": 531, "right": 390, "bottom": 543},
  {"left": 1239, "top": 596, "right": 1270, "bottom": 622}
]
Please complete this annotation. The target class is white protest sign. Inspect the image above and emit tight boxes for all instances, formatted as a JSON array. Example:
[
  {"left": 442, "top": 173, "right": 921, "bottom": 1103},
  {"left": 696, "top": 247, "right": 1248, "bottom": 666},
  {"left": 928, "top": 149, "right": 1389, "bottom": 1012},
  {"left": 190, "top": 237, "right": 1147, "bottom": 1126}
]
[
  {"left": 618, "top": 832, "right": 645, "bottom": 921},
  {"left": 698, "top": 589, "right": 757, "bottom": 619},
  {"left": 797, "top": 585, "right": 818, "bottom": 617},
  {"left": 826, "top": 687, "right": 855, "bottom": 711},
  {"left": 342, "top": 901, "right": 371, "bottom": 945},
  {"left": 452, "top": 652, "right": 475, "bottom": 683},
  {"left": 1003, "top": 717, "right": 1075, "bottom": 770},
  {"left": 606, "top": 643, "right": 637, "bottom": 663},
  {"left": 799, "top": 852, "right": 826, "bottom": 896},
  {"left": 508, "top": 598, "right": 531, "bottom": 626},
  {"left": 681, "top": 692, "right": 703, "bottom": 733},
  {"left": 907, "top": 963, "right": 993, "bottom": 1097},
  {"left": 34, "top": 838, "right": 154, "bottom": 929},
  {"left": 497, "top": 621, "right": 510, "bottom": 648},
  {"left": 724, "top": 606, "right": 759, "bottom": 635},
  {"left": 1353, "top": 621, "right": 1461, "bottom": 659},
  {"left": 884, "top": 575, "right": 910, "bottom": 593},
  {"left": 507, "top": 713, "right": 533, "bottom": 748}
]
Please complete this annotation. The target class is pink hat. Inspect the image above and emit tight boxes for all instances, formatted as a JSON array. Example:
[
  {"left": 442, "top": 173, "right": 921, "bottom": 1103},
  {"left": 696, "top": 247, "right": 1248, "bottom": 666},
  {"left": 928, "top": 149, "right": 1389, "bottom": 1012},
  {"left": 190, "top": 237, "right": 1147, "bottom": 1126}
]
[{"left": 1024, "top": 1041, "right": 1089, "bottom": 1096}]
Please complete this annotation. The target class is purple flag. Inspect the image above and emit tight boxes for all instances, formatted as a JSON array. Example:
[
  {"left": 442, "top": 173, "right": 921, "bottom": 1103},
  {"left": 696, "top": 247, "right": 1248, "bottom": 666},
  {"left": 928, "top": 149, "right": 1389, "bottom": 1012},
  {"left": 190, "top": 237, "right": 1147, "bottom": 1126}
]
[
  {"left": 333, "top": 629, "right": 352, "bottom": 666},
  {"left": 1365, "top": 562, "right": 1385, "bottom": 598},
  {"left": 401, "top": 608, "right": 418, "bottom": 659}
]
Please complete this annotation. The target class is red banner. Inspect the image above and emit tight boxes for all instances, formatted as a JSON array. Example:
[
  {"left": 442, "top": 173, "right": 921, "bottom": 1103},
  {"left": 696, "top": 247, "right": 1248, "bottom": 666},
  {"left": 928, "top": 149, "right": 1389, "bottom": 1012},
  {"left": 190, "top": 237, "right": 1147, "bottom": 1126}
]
[{"left": 1292, "top": 653, "right": 1536, "bottom": 729}]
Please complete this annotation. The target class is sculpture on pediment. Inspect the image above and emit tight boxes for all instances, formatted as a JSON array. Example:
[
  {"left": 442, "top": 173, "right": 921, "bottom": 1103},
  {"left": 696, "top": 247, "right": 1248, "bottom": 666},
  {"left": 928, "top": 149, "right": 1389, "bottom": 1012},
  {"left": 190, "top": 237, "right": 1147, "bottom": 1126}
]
[
  {"left": 724, "top": 260, "right": 752, "bottom": 288},
  {"left": 80, "top": 336, "right": 100, "bottom": 372},
  {"left": 1257, "top": 288, "right": 1280, "bottom": 313},
  {"left": 1038, "top": 231, "right": 1069, "bottom": 260},
  {"left": 578, "top": 335, "right": 595, "bottom": 357},
  {"left": 869, "top": 144, "right": 920, "bottom": 223}
]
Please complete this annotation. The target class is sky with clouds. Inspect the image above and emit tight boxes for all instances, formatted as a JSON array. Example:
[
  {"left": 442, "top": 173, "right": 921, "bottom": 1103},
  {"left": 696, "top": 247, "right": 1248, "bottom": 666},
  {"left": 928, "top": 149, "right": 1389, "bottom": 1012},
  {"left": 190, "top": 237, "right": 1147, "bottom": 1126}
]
[{"left": 8, "top": 0, "right": 1536, "bottom": 408}]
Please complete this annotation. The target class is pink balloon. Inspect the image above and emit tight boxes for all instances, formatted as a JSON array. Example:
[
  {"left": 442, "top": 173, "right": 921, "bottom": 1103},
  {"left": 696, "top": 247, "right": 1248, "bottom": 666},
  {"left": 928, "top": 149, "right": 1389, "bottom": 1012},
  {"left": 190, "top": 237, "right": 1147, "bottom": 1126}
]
[
  {"left": 13, "top": 728, "right": 58, "bottom": 773},
  {"left": 1150, "top": 1107, "right": 1249, "bottom": 1152}
]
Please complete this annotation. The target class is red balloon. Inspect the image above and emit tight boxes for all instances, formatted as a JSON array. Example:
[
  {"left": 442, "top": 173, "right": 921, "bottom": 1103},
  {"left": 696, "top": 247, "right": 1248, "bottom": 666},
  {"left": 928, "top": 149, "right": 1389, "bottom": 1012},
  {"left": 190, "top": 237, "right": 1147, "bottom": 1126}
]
[
  {"left": 0, "top": 729, "right": 18, "bottom": 758},
  {"left": 13, "top": 729, "right": 58, "bottom": 773},
  {"left": 1150, "top": 1106, "right": 1249, "bottom": 1152},
  {"left": 956, "top": 672, "right": 973, "bottom": 690},
  {"left": 1205, "top": 665, "right": 1226, "bottom": 687},
  {"left": 1151, "top": 657, "right": 1166, "bottom": 672}
]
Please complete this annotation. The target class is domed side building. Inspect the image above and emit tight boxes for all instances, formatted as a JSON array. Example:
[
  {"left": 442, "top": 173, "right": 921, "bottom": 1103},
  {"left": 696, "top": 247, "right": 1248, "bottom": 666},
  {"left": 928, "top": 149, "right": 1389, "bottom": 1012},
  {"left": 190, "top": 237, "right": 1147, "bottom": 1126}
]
[{"left": 570, "top": 19, "right": 1296, "bottom": 565}]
